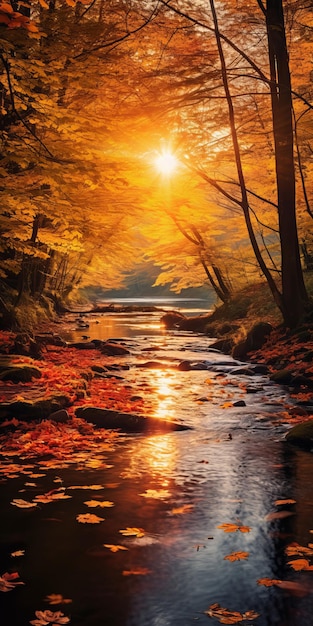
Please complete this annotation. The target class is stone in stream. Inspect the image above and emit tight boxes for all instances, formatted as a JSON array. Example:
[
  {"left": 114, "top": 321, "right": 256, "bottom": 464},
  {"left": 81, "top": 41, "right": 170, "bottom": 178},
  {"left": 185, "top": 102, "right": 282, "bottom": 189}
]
[
  {"left": 286, "top": 419, "right": 313, "bottom": 450},
  {"left": 75, "top": 406, "right": 191, "bottom": 433}
]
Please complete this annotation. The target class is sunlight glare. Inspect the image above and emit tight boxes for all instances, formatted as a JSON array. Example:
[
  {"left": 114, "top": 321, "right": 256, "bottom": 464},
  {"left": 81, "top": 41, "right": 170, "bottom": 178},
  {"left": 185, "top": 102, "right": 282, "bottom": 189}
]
[{"left": 155, "top": 150, "right": 179, "bottom": 176}]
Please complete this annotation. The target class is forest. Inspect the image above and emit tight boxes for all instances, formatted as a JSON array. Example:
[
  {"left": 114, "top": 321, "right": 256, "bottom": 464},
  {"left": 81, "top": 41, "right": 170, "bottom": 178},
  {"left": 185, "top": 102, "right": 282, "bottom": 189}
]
[{"left": 0, "top": 0, "right": 313, "bottom": 329}]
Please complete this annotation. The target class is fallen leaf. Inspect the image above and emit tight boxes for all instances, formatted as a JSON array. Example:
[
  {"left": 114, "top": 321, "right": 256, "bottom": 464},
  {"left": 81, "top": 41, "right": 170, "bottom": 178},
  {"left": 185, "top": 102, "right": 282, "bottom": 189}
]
[
  {"left": 275, "top": 499, "right": 296, "bottom": 506},
  {"left": 0, "top": 571, "right": 24, "bottom": 592},
  {"left": 76, "top": 513, "right": 104, "bottom": 524},
  {"left": 287, "top": 558, "right": 313, "bottom": 571},
  {"left": 11, "top": 550, "right": 25, "bottom": 557},
  {"left": 84, "top": 500, "right": 114, "bottom": 508},
  {"left": 139, "top": 489, "right": 170, "bottom": 499},
  {"left": 285, "top": 543, "right": 313, "bottom": 557},
  {"left": 44, "top": 594, "right": 72, "bottom": 605},
  {"left": 11, "top": 498, "right": 37, "bottom": 508},
  {"left": 257, "top": 578, "right": 282, "bottom": 587},
  {"left": 224, "top": 551, "right": 249, "bottom": 562},
  {"left": 205, "top": 602, "right": 259, "bottom": 624},
  {"left": 103, "top": 544, "right": 129, "bottom": 552},
  {"left": 30, "top": 609, "right": 70, "bottom": 625},
  {"left": 119, "top": 527, "right": 145, "bottom": 538},
  {"left": 217, "top": 523, "right": 251, "bottom": 533},
  {"left": 122, "top": 567, "right": 151, "bottom": 576},
  {"left": 170, "top": 504, "right": 194, "bottom": 515},
  {"left": 68, "top": 484, "right": 104, "bottom": 490}
]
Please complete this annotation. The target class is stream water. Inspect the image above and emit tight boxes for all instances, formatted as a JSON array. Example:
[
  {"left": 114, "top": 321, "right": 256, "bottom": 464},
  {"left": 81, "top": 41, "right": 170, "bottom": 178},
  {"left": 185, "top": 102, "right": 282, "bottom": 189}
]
[{"left": 1, "top": 303, "right": 313, "bottom": 626}]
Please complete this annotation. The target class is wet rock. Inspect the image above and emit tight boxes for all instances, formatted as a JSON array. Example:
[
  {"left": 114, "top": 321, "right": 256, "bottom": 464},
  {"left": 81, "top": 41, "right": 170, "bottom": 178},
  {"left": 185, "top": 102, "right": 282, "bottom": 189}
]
[
  {"left": 233, "top": 400, "right": 246, "bottom": 407},
  {"left": 75, "top": 406, "right": 191, "bottom": 433},
  {"left": 209, "top": 338, "right": 234, "bottom": 354},
  {"left": 232, "top": 322, "right": 273, "bottom": 360},
  {"left": 0, "top": 364, "right": 42, "bottom": 383},
  {"left": 177, "top": 360, "right": 192, "bottom": 371},
  {"left": 0, "top": 393, "right": 71, "bottom": 421},
  {"left": 161, "top": 311, "right": 187, "bottom": 329},
  {"left": 270, "top": 369, "right": 293, "bottom": 384},
  {"left": 49, "top": 409, "right": 70, "bottom": 423},
  {"left": 68, "top": 341, "right": 96, "bottom": 349},
  {"left": 100, "top": 342, "right": 130, "bottom": 356},
  {"left": 286, "top": 419, "right": 313, "bottom": 450},
  {"left": 136, "top": 361, "right": 166, "bottom": 369},
  {"left": 91, "top": 365, "right": 107, "bottom": 374}
]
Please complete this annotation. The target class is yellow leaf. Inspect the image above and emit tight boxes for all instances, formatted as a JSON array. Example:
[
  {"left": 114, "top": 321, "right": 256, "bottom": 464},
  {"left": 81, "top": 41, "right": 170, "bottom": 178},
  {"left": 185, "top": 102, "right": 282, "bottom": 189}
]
[
  {"left": 119, "top": 527, "right": 145, "bottom": 538},
  {"left": 11, "top": 550, "right": 25, "bottom": 557},
  {"left": 139, "top": 489, "right": 170, "bottom": 499},
  {"left": 76, "top": 513, "right": 104, "bottom": 524},
  {"left": 170, "top": 504, "right": 194, "bottom": 515},
  {"left": 217, "top": 523, "right": 251, "bottom": 533},
  {"left": 11, "top": 498, "right": 37, "bottom": 508},
  {"left": 84, "top": 500, "right": 114, "bottom": 508},
  {"left": 103, "top": 544, "right": 129, "bottom": 553},
  {"left": 44, "top": 594, "right": 72, "bottom": 605}
]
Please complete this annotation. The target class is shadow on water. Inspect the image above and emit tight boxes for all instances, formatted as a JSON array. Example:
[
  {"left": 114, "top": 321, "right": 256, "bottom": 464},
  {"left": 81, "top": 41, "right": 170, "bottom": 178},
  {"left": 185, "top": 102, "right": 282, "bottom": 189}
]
[{"left": 1, "top": 304, "right": 313, "bottom": 625}]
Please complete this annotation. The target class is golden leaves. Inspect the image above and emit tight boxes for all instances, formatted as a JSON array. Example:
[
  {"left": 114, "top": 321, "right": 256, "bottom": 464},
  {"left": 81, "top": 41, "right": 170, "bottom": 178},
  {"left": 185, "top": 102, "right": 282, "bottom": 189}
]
[
  {"left": 217, "top": 523, "right": 250, "bottom": 533},
  {"left": 122, "top": 568, "right": 151, "bottom": 576},
  {"left": 139, "top": 489, "right": 170, "bottom": 499},
  {"left": 30, "top": 610, "right": 70, "bottom": 625},
  {"left": 84, "top": 500, "right": 114, "bottom": 508},
  {"left": 119, "top": 527, "right": 145, "bottom": 538},
  {"left": 103, "top": 544, "right": 129, "bottom": 553},
  {"left": 224, "top": 551, "right": 249, "bottom": 562},
  {"left": 44, "top": 594, "right": 72, "bottom": 605},
  {"left": 287, "top": 559, "right": 313, "bottom": 571},
  {"left": 170, "top": 504, "right": 194, "bottom": 515},
  {"left": 285, "top": 542, "right": 313, "bottom": 570},
  {"left": 205, "top": 603, "right": 259, "bottom": 624},
  {"left": 76, "top": 513, "right": 104, "bottom": 524},
  {"left": 11, "top": 498, "right": 37, "bottom": 508},
  {"left": 257, "top": 578, "right": 282, "bottom": 587},
  {"left": 0, "top": 571, "right": 25, "bottom": 592},
  {"left": 11, "top": 550, "right": 25, "bottom": 557}
]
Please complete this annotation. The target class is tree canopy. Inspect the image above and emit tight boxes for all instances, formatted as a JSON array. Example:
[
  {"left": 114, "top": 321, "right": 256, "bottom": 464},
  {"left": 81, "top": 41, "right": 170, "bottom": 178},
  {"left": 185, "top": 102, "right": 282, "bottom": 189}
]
[{"left": 0, "top": 0, "right": 312, "bottom": 326}]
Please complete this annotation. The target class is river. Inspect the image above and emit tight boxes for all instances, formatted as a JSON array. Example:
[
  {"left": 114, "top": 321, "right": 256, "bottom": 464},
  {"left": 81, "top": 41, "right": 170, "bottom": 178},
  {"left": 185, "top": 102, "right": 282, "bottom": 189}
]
[{"left": 1, "top": 302, "right": 313, "bottom": 626}]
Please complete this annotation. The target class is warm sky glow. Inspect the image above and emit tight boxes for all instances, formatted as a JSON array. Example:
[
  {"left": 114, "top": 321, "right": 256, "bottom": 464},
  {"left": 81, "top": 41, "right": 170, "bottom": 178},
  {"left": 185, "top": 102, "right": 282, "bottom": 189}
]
[{"left": 155, "top": 150, "right": 179, "bottom": 176}]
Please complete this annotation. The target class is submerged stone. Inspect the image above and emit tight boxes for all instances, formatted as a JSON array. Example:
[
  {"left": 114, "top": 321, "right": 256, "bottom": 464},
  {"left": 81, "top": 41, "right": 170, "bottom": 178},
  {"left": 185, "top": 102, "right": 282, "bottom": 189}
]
[
  {"left": 75, "top": 406, "right": 191, "bottom": 433},
  {"left": 286, "top": 419, "right": 313, "bottom": 450}
]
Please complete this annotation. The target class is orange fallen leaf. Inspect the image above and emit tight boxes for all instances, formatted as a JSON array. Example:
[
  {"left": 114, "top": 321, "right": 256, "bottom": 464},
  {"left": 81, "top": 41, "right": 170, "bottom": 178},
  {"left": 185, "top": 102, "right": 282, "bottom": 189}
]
[
  {"left": 287, "top": 558, "right": 313, "bottom": 571},
  {"left": 265, "top": 510, "right": 295, "bottom": 521},
  {"left": 122, "top": 567, "right": 151, "bottom": 576},
  {"left": 103, "top": 544, "right": 129, "bottom": 552},
  {"left": 68, "top": 484, "right": 104, "bottom": 490},
  {"left": 224, "top": 551, "right": 249, "bottom": 562},
  {"left": 76, "top": 513, "right": 104, "bottom": 524},
  {"left": 205, "top": 602, "right": 259, "bottom": 624},
  {"left": 217, "top": 523, "right": 251, "bottom": 533},
  {"left": 11, "top": 550, "right": 25, "bottom": 557},
  {"left": 275, "top": 499, "right": 296, "bottom": 506},
  {"left": 285, "top": 543, "right": 313, "bottom": 557},
  {"left": 11, "top": 498, "right": 37, "bottom": 508},
  {"left": 170, "top": 504, "right": 194, "bottom": 515},
  {"left": 139, "top": 489, "right": 170, "bottom": 499},
  {"left": 119, "top": 527, "right": 145, "bottom": 538},
  {"left": 84, "top": 500, "right": 114, "bottom": 508},
  {"left": 44, "top": 594, "right": 72, "bottom": 605},
  {"left": 257, "top": 578, "right": 282, "bottom": 587}
]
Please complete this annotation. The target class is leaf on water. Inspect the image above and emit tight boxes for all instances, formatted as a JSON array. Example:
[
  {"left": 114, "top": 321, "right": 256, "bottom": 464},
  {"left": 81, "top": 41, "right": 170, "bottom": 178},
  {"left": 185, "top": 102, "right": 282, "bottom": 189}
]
[
  {"left": 220, "top": 402, "right": 234, "bottom": 409},
  {"left": 84, "top": 499, "right": 114, "bottom": 508},
  {"left": 44, "top": 594, "right": 72, "bottom": 605},
  {"left": 119, "top": 527, "right": 145, "bottom": 538},
  {"left": 68, "top": 484, "right": 104, "bottom": 490},
  {"left": 0, "top": 571, "right": 25, "bottom": 592},
  {"left": 33, "top": 491, "right": 72, "bottom": 504},
  {"left": 76, "top": 513, "right": 104, "bottom": 524},
  {"left": 139, "top": 489, "right": 170, "bottom": 499},
  {"left": 224, "top": 551, "right": 249, "bottom": 562},
  {"left": 11, "top": 498, "right": 37, "bottom": 508},
  {"left": 11, "top": 550, "right": 25, "bottom": 557},
  {"left": 30, "top": 609, "right": 70, "bottom": 625},
  {"left": 257, "top": 578, "right": 282, "bottom": 587},
  {"left": 275, "top": 499, "right": 296, "bottom": 506},
  {"left": 287, "top": 558, "right": 313, "bottom": 571},
  {"left": 169, "top": 504, "right": 194, "bottom": 515},
  {"left": 122, "top": 567, "right": 151, "bottom": 576},
  {"left": 265, "top": 510, "right": 295, "bottom": 521},
  {"left": 217, "top": 523, "right": 251, "bottom": 533},
  {"left": 103, "top": 544, "right": 129, "bottom": 552},
  {"left": 285, "top": 542, "right": 313, "bottom": 557},
  {"left": 205, "top": 603, "right": 259, "bottom": 624}
]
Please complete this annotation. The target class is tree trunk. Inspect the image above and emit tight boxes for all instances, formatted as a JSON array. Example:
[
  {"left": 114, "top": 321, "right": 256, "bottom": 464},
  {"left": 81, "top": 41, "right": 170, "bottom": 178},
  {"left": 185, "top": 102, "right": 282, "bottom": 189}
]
[{"left": 266, "top": 0, "right": 308, "bottom": 327}]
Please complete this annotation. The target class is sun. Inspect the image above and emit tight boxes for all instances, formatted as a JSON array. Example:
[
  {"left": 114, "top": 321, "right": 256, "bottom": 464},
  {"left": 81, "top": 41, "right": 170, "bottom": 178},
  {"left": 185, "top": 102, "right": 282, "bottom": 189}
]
[{"left": 155, "top": 150, "right": 179, "bottom": 176}]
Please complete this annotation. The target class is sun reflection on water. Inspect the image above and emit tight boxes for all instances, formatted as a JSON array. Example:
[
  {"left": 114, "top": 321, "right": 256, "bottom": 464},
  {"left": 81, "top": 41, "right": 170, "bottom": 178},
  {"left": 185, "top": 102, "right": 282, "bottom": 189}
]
[
  {"left": 122, "top": 434, "right": 177, "bottom": 486},
  {"left": 149, "top": 370, "right": 178, "bottom": 421}
]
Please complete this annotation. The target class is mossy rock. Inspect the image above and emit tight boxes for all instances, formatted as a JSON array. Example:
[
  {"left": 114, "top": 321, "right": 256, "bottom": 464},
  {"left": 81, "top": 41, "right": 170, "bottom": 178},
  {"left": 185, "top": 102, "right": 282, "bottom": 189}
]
[
  {"left": 286, "top": 419, "right": 313, "bottom": 450},
  {"left": 0, "top": 365, "right": 42, "bottom": 382}
]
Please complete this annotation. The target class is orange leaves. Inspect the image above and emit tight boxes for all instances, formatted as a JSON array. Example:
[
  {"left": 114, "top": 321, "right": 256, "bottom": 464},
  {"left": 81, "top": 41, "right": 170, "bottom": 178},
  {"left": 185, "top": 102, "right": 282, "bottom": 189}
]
[
  {"left": 170, "top": 504, "right": 194, "bottom": 515},
  {"left": 224, "top": 551, "right": 249, "bottom": 562},
  {"left": 274, "top": 499, "right": 296, "bottom": 506},
  {"left": 217, "top": 523, "right": 250, "bottom": 533},
  {"left": 119, "top": 527, "right": 145, "bottom": 538},
  {"left": 44, "top": 594, "right": 72, "bottom": 605},
  {"left": 0, "top": 571, "right": 25, "bottom": 592},
  {"left": 103, "top": 544, "right": 129, "bottom": 553},
  {"left": 76, "top": 513, "right": 104, "bottom": 524},
  {"left": 287, "top": 558, "right": 313, "bottom": 571},
  {"left": 257, "top": 578, "right": 282, "bottom": 587},
  {"left": 30, "top": 610, "right": 70, "bottom": 625},
  {"left": 205, "top": 603, "right": 259, "bottom": 624},
  {"left": 122, "top": 567, "right": 151, "bottom": 576},
  {"left": 11, "top": 498, "right": 37, "bottom": 508},
  {"left": 285, "top": 542, "right": 313, "bottom": 557},
  {"left": 84, "top": 500, "right": 114, "bottom": 508},
  {"left": 139, "top": 489, "right": 170, "bottom": 499}
]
